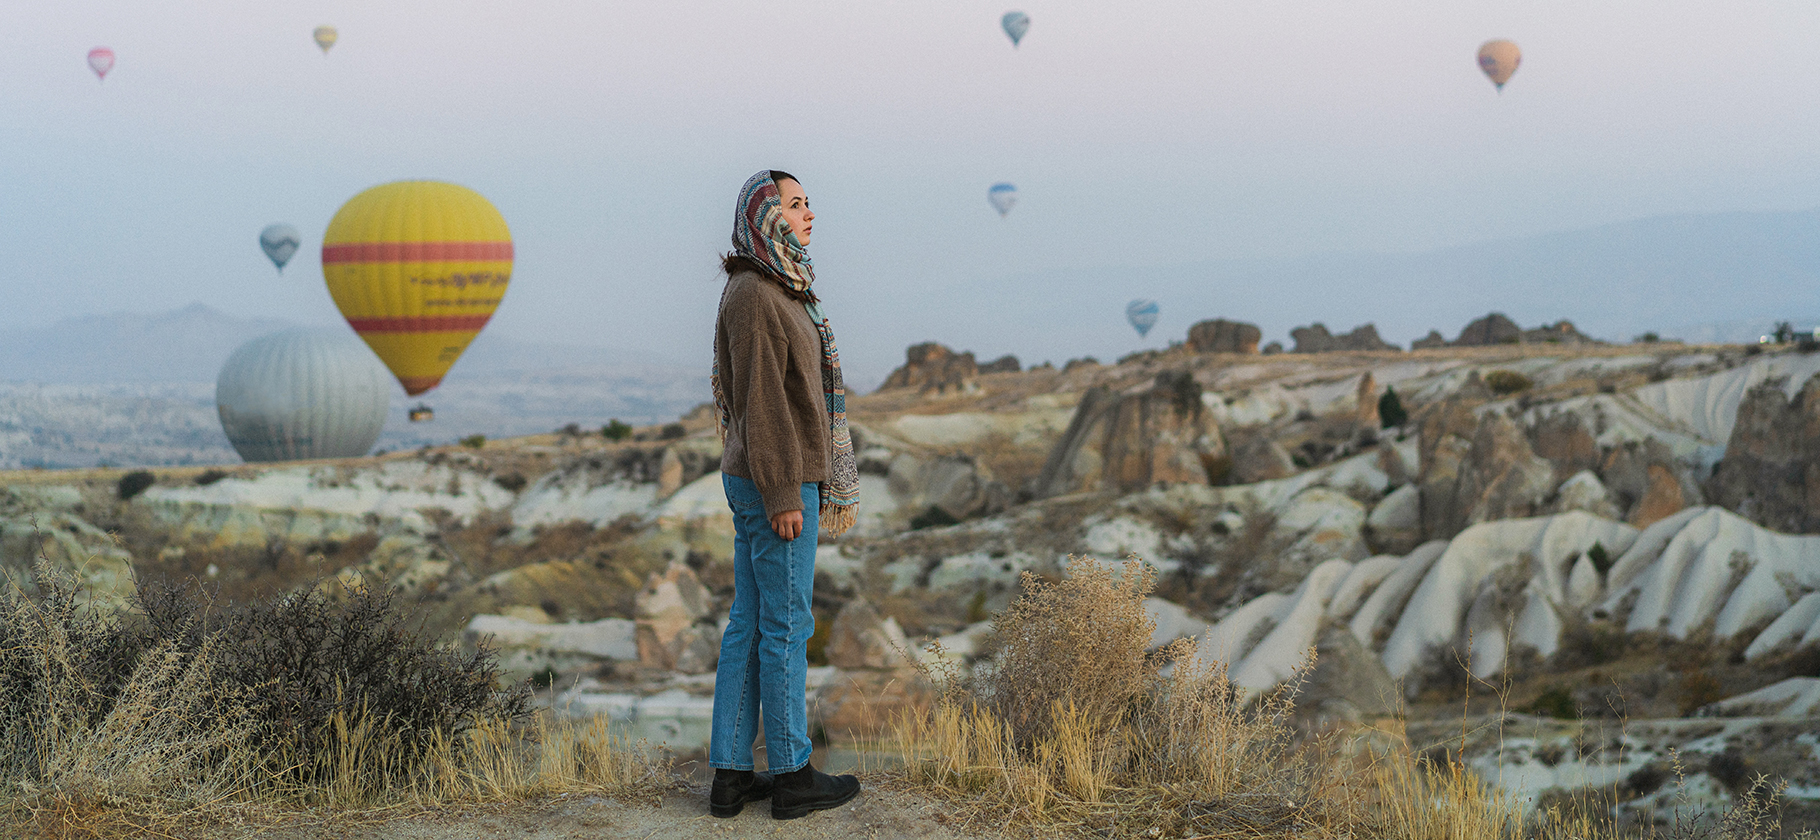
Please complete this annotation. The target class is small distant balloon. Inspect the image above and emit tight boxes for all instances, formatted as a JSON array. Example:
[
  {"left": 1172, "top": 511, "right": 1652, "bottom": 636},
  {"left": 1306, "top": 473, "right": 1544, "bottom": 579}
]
[
  {"left": 987, "top": 183, "right": 1018, "bottom": 217},
  {"left": 313, "top": 26, "right": 338, "bottom": 54},
  {"left": 1126, "top": 299, "right": 1159, "bottom": 337},
  {"left": 260, "top": 224, "right": 301, "bottom": 274},
  {"left": 87, "top": 47, "right": 115, "bottom": 81},
  {"left": 1477, "top": 40, "right": 1520, "bottom": 91},
  {"left": 1001, "top": 12, "right": 1030, "bottom": 48}
]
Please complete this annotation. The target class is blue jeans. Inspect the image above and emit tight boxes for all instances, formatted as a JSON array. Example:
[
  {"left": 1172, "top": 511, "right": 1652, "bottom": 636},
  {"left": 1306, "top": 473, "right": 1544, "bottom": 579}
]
[{"left": 709, "top": 474, "right": 819, "bottom": 772}]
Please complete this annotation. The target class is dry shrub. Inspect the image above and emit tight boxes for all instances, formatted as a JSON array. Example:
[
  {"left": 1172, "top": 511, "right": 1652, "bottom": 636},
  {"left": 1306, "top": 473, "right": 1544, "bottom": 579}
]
[
  {"left": 895, "top": 558, "right": 1346, "bottom": 837},
  {"left": 962, "top": 560, "right": 1164, "bottom": 746},
  {"left": 1, "top": 555, "right": 667, "bottom": 837},
  {"left": 0, "top": 562, "right": 260, "bottom": 834}
]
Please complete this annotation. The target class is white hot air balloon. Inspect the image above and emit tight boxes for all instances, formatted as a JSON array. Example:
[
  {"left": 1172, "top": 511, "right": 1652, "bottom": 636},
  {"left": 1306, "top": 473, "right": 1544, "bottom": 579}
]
[
  {"left": 216, "top": 329, "right": 391, "bottom": 463},
  {"left": 1001, "top": 12, "right": 1030, "bottom": 47},
  {"left": 259, "top": 224, "right": 301, "bottom": 273},
  {"left": 1126, "top": 299, "right": 1159, "bottom": 337},
  {"left": 987, "top": 183, "right": 1018, "bottom": 217}
]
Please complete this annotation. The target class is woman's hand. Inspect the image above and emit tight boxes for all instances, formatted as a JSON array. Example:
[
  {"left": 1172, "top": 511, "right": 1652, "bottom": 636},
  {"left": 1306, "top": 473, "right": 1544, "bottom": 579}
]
[{"left": 770, "top": 510, "right": 804, "bottom": 540}]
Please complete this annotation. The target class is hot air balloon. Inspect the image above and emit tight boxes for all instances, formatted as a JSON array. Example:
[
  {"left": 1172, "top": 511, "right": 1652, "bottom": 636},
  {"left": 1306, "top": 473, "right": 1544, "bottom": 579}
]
[
  {"left": 313, "top": 26, "right": 338, "bottom": 54},
  {"left": 322, "top": 180, "right": 512, "bottom": 396},
  {"left": 987, "top": 183, "right": 1018, "bottom": 217},
  {"left": 87, "top": 47, "right": 114, "bottom": 81},
  {"left": 1001, "top": 12, "right": 1030, "bottom": 47},
  {"left": 259, "top": 224, "right": 301, "bottom": 274},
  {"left": 1477, "top": 40, "right": 1520, "bottom": 91},
  {"left": 1126, "top": 299, "right": 1159, "bottom": 337},
  {"left": 216, "top": 329, "right": 391, "bottom": 463}
]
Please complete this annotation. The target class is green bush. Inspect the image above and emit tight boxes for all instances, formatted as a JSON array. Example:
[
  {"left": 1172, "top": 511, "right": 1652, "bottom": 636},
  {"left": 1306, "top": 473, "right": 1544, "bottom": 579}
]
[
  {"left": 601, "top": 419, "right": 633, "bottom": 441},
  {"left": 460, "top": 434, "right": 487, "bottom": 449},
  {"left": 659, "top": 422, "right": 687, "bottom": 440},
  {"left": 1483, "top": 370, "right": 1533, "bottom": 395},
  {"left": 1377, "top": 386, "right": 1408, "bottom": 428},
  {"left": 1527, "top": 686, "right": 1578, "bottom": 720},
  {"left": 117, "top": 471, "right": 155, "bottom": 500},
  {"left": 1586, "top": 542, "right": 1612, "bottom": 575}
]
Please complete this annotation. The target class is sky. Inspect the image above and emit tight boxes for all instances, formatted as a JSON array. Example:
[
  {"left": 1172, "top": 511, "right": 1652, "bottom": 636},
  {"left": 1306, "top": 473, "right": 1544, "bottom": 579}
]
[{"left": 7, "top": 1, "right": 1820, "bottom": 388}]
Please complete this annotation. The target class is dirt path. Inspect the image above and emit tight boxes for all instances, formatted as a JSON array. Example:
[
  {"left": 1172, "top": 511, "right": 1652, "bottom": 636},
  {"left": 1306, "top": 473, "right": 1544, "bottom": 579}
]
[{"left": 218, "top": 784, "right": 984, "bottom": 840}]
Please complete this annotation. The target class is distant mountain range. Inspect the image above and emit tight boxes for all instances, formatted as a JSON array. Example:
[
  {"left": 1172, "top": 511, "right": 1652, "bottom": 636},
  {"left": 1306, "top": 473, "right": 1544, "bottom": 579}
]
[{"left": 0, "top": 303, "right": 688, "bottom": 385}]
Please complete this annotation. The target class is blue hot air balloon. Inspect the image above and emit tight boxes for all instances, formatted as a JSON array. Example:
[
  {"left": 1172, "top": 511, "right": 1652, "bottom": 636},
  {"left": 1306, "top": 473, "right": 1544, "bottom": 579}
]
[
  {"left": 987, "top": 183, "right": 1018, "bottom": 217},
  {"left": 1001, "top": 12, "right": 1030, "bottom": 47},
  {"left": 259, "top": 223, "right": 301, "bottom": 274},
  {"left": 1127, "top": 299, "right": 1160, "bottom": 337}
]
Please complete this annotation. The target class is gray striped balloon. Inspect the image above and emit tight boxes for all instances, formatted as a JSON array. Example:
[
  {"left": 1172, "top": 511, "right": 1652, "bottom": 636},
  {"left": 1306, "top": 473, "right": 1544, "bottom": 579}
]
[{"left": 216, "top": 328, "right": 391, "bottom": 462}]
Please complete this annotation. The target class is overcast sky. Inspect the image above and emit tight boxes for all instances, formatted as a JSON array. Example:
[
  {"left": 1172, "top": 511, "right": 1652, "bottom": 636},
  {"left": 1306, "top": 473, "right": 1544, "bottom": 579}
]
[{"left": 6, "top": 1, "right": 1820, "bottom": 386}]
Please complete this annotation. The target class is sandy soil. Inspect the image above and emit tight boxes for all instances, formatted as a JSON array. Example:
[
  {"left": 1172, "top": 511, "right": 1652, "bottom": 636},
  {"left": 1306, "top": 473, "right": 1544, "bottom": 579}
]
[{"left": 209, "top": 784, "right": 983, "bottom": 840}]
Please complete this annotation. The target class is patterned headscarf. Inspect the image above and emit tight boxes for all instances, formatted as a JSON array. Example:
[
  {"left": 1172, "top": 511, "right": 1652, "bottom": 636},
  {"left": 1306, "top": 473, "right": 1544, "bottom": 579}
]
[{"left": 712, "top": 171, "right": 858, "bottom": 536}]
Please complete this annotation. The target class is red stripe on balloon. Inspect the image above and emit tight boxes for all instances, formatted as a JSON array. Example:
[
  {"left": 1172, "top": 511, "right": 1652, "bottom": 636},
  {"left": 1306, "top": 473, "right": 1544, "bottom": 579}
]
[
  {"left": 321, "top": 241, "right": 514, "bottom": 264},
  {"left": 347, "top": 315, "right": 493, "bottom": 333}
]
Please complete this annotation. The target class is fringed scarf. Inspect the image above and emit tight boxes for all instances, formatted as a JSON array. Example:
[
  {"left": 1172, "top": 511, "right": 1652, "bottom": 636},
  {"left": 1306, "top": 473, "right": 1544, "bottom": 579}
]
[{"left": 711, "top": 170, "right": 858, "bottom": 536}]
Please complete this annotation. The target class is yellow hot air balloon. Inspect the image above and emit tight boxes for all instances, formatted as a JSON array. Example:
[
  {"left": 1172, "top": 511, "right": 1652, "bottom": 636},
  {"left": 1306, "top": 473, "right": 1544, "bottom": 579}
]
[
  {"left": 322, "top": 181, "right": 512, "bottom": 396},
  {"left": 314, "top": 25, "right": 338, "bottom": 54},
  {"left": 1477, "top": 39, "right": 1520, "bottom": 91}
]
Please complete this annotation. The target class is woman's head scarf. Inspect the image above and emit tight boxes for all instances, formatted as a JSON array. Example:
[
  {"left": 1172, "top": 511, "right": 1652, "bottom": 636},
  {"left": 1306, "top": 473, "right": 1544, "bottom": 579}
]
[{"left": 712, "top": 171, "right": 858, "bottom": 536}]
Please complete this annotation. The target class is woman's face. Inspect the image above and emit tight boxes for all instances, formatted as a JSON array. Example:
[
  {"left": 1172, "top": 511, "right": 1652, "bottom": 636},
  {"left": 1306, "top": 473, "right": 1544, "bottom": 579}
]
[{"left": 776, "top": 178, "right": 813, "bottom": 246}]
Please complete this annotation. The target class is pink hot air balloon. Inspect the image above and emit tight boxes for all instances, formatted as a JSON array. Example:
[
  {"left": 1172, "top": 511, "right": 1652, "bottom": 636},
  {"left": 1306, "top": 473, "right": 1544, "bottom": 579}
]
[{"left": 87, "top": 47, "right": 115, "bottom": 81}]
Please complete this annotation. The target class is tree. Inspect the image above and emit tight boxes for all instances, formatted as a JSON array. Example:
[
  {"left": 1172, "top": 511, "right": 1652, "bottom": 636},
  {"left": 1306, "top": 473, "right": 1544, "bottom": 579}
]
[{"left": 1378, "top": 387, "right": 1408, "bottom": 429}]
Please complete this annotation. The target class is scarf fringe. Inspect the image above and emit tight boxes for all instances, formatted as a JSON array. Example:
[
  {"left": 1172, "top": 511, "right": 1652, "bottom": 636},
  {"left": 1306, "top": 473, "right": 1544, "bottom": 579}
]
[{"left": 821, "top": 502, "right": 856, "bottom": 538}]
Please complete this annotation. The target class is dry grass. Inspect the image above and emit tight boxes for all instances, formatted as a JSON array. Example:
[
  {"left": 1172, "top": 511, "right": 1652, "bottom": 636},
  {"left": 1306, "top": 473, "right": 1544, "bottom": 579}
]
[
  {"left": 0, "top": 560, "right": 671, "bottom": 839},
  {"left": 893, "top": 559, "right": 1350, "bottom": 838},
  {"left": 889, "top": 557, "right": 1813, "bottom": 840}
]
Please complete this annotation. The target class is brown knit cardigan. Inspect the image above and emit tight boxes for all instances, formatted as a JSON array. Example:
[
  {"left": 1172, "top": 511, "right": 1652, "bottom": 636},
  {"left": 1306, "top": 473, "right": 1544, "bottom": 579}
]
[{"left": 715, "top": 269, "right": 831, "bottom": 519}]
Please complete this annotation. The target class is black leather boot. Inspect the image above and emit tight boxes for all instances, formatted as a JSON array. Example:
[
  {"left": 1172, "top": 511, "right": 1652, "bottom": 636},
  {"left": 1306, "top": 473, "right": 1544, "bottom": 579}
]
[
  {"left": 770, "top": 761, "right": 861, "bottom": 820},
  {"left": 709, "top": 768, "right": 775, "bottom": 818}
]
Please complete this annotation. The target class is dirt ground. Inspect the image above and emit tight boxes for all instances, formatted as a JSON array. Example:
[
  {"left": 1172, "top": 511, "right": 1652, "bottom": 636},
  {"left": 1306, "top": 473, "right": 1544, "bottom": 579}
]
[{"left": 201, "top": 783, "right": 984, "bottom": 840}]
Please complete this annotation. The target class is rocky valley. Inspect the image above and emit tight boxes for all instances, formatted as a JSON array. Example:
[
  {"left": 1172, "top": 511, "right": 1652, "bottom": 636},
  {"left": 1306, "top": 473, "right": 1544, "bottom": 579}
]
[{"left": 5, "top": 315, "right": 1820, "bottom": 832}]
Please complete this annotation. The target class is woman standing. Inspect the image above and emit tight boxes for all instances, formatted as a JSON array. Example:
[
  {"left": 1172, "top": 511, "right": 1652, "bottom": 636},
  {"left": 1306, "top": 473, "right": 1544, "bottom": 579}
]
[{"left": 707, "top": 170, "right": 862, "bottom": 820}]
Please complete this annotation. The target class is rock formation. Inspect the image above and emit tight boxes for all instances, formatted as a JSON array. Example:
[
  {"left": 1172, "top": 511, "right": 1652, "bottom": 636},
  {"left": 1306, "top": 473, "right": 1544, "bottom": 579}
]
[
  {"left": 1289, "top": 322, "right": 1400, "bottom": 353},
  {"left": 1366, "top": 484, "right": 1422, "bottom": 555},
  {"left": 465, "top": 614, "right": 638, "bottom": 682},
  {"left": 1520, "top": 320, "right": 1601, "bottom": 345},
  {"left": 1437, "top": 314, "right": 1604, "bottom": 348},
  {"left": 824, "top": 597, "right": 912, "bottom": 669},
  {"left": 1225, "top": 434, "right": 1297, "bottom": 484},
  {"left": 1186, "top": 319, "right": 1261, "bottom": 354},
  {"left": 1601, "top": 439, "right": 1702, "bottom": 528},
  {"left": 1528, "top": 411, "right": 1600, "bottom": 485},
  {"left": 1419, "top": 392, "right": 1555, "bottom": 540},
  {"left": 879, "top": 342, "right": 979, "bottom": 394},
  {"left": 1453, "top": 313, "right": 1523, "bottom": 347},
  {"left": 633, "top": 561, "right": 719, "bottom": 673},
  {"left": 886, "top": 453, "right": 1011, "bottom": 523},
  {"left": 1032, "top": 371, "right": 1227, "bottom": 498},
  {"left": 978, "top": 354, "right": 1020, "bottom": 374},
  {"left": 1708, "top": 374, "right": 1820, "bottom": 533},
  {"left": 1410, "top": 330, "right": 1447, "bottom": 350},
  {"left": 1549, "top": 470, "right": 1622, "bottom": 520},
  {"left": 1354, "top": 372, "right": 1381, "bottom": 431}
]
